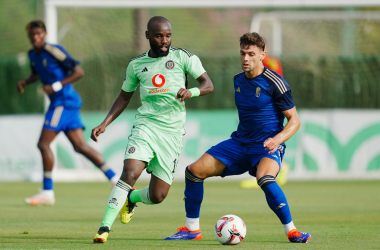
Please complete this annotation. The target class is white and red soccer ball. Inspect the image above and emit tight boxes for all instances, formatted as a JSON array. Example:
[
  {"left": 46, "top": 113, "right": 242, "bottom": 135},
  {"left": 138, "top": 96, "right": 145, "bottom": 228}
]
[{"left": 214, "top": 214, "right": 246, "bottom": 245}]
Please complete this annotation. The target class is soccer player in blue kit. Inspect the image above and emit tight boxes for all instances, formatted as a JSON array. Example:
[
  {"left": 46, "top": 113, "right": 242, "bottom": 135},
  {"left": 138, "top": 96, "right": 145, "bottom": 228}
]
[
  {"left": 17, "top": 20, "right": 118, "bottom": 206},
  {"left": 165, "top": 32, "right": 311, "bottom": 243}
]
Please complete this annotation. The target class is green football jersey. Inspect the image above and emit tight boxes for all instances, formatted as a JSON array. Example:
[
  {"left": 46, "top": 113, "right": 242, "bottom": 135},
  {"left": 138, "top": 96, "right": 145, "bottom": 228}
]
[{"left": 122, "top": 47, "right": 206, "bottom": 134}]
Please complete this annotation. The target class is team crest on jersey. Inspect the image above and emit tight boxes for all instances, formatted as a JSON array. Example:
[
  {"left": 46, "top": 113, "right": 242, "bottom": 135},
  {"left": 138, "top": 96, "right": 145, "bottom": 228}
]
[
  {"left": 165, "top": 60, "right": 175, "bottom": 69},
  {"left": 152, "top": 74, "right": 166, "bottom": 87},
  {"left": 256, "top": 87, "right": 261, "bottom": 97},
  {"left": 43, "top": 58, "right": 47, "bottom": 67},
  {"left": 128, "top": 147, "right": 135, "bottom": 154}
]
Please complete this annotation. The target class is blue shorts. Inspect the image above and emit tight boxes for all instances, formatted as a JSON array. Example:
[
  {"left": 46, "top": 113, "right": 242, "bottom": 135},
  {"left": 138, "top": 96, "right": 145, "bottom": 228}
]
[
  {"left": 206, "top": 138, "right": 285, "bottom": 177},
  {"left": 43, "top": 106, "right": 85, "bottom": 133}
]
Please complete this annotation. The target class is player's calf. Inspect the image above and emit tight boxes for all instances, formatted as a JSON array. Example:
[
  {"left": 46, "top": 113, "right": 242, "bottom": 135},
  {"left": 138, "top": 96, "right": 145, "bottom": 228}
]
[{"left": 119, "top": 187, "right": 137, "bottom": 224}]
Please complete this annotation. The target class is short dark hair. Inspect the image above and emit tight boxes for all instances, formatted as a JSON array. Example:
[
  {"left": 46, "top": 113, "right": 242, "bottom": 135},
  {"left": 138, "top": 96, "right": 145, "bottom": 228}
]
[
  {"left": 240, "top": 32, "right": 265, "bottom": 51},
  {"left": 147, "top": 16, "right": 170, "bottom": 31},
  {"left": 26, "top": 20, "right": 46, "bottom": 32}
]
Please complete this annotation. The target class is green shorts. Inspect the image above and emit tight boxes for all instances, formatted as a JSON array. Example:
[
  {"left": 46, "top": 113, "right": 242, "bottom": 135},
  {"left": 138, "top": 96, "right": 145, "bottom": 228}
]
[{"left": 124, "top": 125, "right": 184, "bottom": 185}]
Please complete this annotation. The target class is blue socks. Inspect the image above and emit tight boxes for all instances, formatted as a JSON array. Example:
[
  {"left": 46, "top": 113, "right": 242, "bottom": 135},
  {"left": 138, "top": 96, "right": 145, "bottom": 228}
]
[
  {"left": 184, "top": 167, "right": 204, "bottom": 218},
  {"left": 258, "top": 175, "right": 292, "bottom": 224},
  {"left": 97, "top": 162, "right": 116, "bottom": 180},
  {"left": 43, "top": 170, "right": 53, "bottom": 190}
]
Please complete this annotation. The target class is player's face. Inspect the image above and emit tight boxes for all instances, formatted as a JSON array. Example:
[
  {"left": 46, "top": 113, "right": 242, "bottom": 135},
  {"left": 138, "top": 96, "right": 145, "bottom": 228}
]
[
  {"left": 146, "top": 22, "right": 172, "bottom": 57},
  {"left": 28, "top": 27, "right": 46, "bottom": 49},
  {"left": 240, "top": 45, "right": 265, "bottom": 73}
]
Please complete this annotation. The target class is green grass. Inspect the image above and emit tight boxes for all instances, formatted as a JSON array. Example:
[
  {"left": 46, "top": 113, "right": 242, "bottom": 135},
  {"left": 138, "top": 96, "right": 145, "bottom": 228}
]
[{"left": 0, "top": 181, "right": 379, "bottom": 249}]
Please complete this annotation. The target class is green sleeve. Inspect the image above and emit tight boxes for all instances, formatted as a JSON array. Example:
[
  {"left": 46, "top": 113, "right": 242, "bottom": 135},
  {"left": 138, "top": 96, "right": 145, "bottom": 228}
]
[
  {"left": 184, "top": 54, "right": 206, "bottom": 80},
  {"left": 121, "top": 62, "right": 139, "bottom": 92}
]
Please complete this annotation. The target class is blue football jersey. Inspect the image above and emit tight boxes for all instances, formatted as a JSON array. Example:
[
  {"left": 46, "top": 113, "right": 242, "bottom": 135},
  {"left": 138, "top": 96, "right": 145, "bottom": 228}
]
[
  {"left": 231, "top": 67, "right": 295, "bottom": 145},
  {"left": 28, "top": 43, "right": 82, "bottom": 109}
]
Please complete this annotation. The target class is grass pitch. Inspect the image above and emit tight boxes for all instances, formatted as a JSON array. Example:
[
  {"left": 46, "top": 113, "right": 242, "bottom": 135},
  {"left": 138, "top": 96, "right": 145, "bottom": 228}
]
[{"left": 0, "top": 180, "right": 379, "bottom": 249}]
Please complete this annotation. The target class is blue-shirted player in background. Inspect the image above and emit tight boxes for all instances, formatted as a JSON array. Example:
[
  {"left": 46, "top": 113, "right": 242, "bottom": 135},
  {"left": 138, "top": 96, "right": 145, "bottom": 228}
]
[
  {"left": 165, "top": 32, "right": 311, "bottom": 243},
  {"left": 17, "top": 20, "right": 118, "bottom": 206}
]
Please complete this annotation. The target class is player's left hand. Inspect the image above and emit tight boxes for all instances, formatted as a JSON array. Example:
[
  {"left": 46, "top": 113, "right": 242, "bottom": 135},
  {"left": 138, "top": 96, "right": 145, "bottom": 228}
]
[
  {"left": 263, "top": 137, "right": 280, "bottom": 154},
  {"left": 43, "top": 85, "right": 55, "bottom": 95},
  {"left": 176, "top": 88, "right": 192, "bottom": 103}
]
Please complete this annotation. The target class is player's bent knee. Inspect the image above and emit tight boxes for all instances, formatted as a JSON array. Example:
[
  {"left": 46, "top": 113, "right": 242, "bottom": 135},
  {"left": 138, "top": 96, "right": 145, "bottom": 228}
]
[
  {"left": 37, "top": 141, "right": 50, "bottom": 151},
  {"left": 186, "top": 166, "right": 205, "bottom": 183},
  {"left": 256, "top": 175, "right": 276, "bottom": 188},
  {"left": 120, "top": 171, "right": 139, "bottom": 184},
  {"left": 188, "top": 163, "right": 209, "bottom": 179},
  {"left": 149, "top": 192, "right": 167, "bottom": 204},
  {"left": 73, "top": 144, "right": 88, "bottom": 154}
]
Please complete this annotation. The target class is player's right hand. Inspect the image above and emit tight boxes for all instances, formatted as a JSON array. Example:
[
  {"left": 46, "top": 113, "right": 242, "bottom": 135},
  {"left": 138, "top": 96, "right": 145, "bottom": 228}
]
[
  {"left": 17, "top": 80, "right": 26, "bottom": 94},
  {"left": 176, "top": 88, "right": 192, "bottom": 103},
  {"left": 91, "top": 124, "right": 106, "bottom": 142}
]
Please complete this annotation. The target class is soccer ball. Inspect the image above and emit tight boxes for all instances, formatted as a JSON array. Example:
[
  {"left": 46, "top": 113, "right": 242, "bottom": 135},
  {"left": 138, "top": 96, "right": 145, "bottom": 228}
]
[{"left": 214, "top": 214, "right": 246, "bottom": 245}]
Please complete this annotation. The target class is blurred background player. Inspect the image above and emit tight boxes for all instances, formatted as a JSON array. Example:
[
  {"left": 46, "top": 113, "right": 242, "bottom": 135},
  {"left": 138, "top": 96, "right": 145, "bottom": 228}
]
[
  {"left": 165, "top": 32, "right": 310, "bottom": 243},
  {"left": 17, "top": 20, "right": 118, "bottom": 206},
  {"left": 263, "top": 55, "right": 283, "bottom": 77},
  {"left": 92, "top": 16, "right": 214, "bottom": 243},
  {"left": 240, "top": 52, "right": 289, "bottom": 189}
]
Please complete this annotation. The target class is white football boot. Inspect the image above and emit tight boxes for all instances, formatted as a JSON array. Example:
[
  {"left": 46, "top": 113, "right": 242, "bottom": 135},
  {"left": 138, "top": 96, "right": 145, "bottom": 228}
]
[{"left": 25, "top": 190, "right": 55, "bottom": 206}]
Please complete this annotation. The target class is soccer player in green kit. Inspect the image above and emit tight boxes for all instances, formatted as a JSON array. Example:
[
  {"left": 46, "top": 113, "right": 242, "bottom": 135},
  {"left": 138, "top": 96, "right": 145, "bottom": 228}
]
[{"left": 92, "top": 16, "right": 214, "bottom": 243}]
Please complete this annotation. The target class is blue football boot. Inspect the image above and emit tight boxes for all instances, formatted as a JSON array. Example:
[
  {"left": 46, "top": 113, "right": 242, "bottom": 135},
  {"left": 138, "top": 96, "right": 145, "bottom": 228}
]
[
  {"left": 287, "top": 229, "right": 311, "bottom": 243},
  {"left": 165, "top": 227, "right": 202, "bottom": 240}
]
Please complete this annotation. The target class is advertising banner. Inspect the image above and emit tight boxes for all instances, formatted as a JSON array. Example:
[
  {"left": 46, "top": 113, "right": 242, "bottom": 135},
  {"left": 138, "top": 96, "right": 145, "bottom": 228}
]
[{"left": 1, "top": 110, "right": 379, "bottom": 182}]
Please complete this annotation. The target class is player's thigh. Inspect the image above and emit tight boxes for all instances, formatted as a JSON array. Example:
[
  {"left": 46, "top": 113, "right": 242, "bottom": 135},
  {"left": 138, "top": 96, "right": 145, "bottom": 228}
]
[
  {"left": 256, "top": 157, "right": 280, "bottom": 180},
  {"left": 148, "top": 174, "right": 171, "bottom": 203},
  {"left": 38, "top": 128, "right": 59, "bottom": 147},
  {"left": 65, "top": 128, "right": 86, "bottom": 147},
  {"left": 194, "top": 138, "right": 249, "bottom": 179},
  {"left": 120, "top": 159, "right": 147, "bottom": 186},
  {"left": 43, "top": 106, "right": 64, "bottom": 133},
  {"left": 146, "top": 130, "right": 183, "bottom": 185},
  {"left": 125, "top": 126, "right": 155, "bottom": 165},
  {"left": 188, "top": 153, "right": 227, "bottom": 179},
  {"left": 62, "top": 108, "right": 85, "bottom": 134}
]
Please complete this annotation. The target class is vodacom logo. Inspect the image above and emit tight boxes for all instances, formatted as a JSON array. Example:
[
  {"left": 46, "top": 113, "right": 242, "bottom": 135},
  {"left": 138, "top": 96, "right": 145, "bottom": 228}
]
[{"left": 152, "top": 74, "right": 166, "bottom": 88}]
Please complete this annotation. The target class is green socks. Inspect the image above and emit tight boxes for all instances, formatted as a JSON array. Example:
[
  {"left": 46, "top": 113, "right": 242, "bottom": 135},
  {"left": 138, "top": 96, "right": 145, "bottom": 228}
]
[
  {"left": 130, "top": 186, "right": 154, "bottom": 205},
  {"left": 129, "top": 189, "right": 143, "bottom": 203},
  {"left": 101, "top": 180, "right": 131, "bottom": 229}
]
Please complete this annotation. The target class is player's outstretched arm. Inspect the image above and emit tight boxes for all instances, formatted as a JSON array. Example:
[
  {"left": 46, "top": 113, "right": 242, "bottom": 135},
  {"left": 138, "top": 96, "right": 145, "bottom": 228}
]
[
  {"left": 91, "top": 90, "right": 134, "bottom": 142},
  {"left": 17, "top": 72, "right": 40, "bottom": 94},
  {"left": 43, "top": 65, "right": 84, "bottom": 95},
  {"left": 176, "top": 72, "right": 214, "bottom": 102},
  {"left": 264, "top": 107, "right": 300, "bottom": 153}
]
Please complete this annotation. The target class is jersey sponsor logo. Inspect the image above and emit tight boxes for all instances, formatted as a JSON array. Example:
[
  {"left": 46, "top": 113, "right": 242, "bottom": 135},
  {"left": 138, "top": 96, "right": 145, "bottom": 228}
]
[
  {"left": 142, "top": 67, "right": 148, "bottom": 72},
  {"left": 43, "top": 58, "right": 47, "bottom": 67},
  {"left": 128, "top": 147, "right": 135, "bottom": 154},
  {"left": 149, "top": 88, "right": 170, "bottom": 94},
  {"left": 256, "top": 87, "right": 261, "bottom": 97},
  {"left": 152, "top": 74, "right": 166, "bottom": 87},
  {"left": 236, "top": 87, "right": 241, "bottom": 92},
  {"left": 165, "top": 60, "right": 175, "bottom": 69}
]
